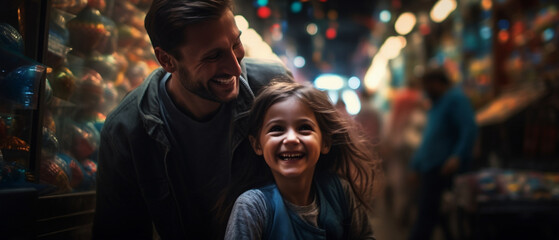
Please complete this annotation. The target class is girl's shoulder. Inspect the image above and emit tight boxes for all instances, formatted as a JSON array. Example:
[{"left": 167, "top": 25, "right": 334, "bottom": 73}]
[
  {"left": 236, "top": 189, "right": 268, "bottom": 207},
  {"left": 336, "top": 176, "right": 351, "bottom": 191},
  {"left": 315, "top": 174, "right": 356, "bottom": 204},
  {"left": 231, "top": 189, "right": 270, "bottom": 223}
]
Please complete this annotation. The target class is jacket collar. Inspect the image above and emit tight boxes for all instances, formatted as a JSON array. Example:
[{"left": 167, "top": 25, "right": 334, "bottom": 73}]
[{"left": 135, "top": 61, "right": 254, "bottom": 147}]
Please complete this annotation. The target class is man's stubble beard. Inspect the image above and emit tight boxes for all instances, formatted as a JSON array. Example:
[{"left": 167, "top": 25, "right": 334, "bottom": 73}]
[{"left": 177, "top": 65, "right": 224, "bottom": 103}]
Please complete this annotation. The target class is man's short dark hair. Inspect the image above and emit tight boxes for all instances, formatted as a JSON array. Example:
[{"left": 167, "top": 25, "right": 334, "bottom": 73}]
[
  {"left": 421, "top": 67, "right": 451, "bottom": 85},
  {"left": 144, "top": 0, "right": 232, "bottom": 59}
]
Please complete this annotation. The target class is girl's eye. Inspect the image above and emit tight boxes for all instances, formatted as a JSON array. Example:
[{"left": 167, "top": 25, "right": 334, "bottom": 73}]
[
  {"left": 299, "top": 124, "right": 313, "bottom": 132},
  {"left": 268, "top": 125, "right": 284, "bottom": 133}
]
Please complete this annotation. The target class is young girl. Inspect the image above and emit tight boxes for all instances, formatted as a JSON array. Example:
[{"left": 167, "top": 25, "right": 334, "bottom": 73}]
[{"left": 224, "top": 81, "right": 376, "bottom": 239}]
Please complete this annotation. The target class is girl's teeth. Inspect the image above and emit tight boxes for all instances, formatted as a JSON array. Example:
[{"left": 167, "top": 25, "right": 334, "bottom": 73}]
[{"left": 280, "top": 154, "right": 303, "bottom": 160}]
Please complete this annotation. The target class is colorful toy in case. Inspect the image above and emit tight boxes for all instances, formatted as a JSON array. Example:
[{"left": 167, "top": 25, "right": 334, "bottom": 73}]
[
  {"left": 40, "top": 153, "right": 72, "bottom": 193},
  {"left": 85, "top": 53, "right": 119, "bottom": 82},
  {"left": 111, "top": 1, "right": 139, "bottom": 25},
  {"left": 46, "top": 8, "right": 72, "bottom": 69},
  {"left": 0, "top": 23, "right": 24, "bottom": 53},
  {"left": 101, "top": 81, "right": 118, "bottom": 115},
  {"left": 71, "top": 69, "right": 104, "bottom": 122},
  {"left": 117, "top": 24, "right": 142, "bottom": 50},
  {"left": 43, "top": 110, "right": 56, "bottom": 133},
  {"left": 69, "top": 122, "right": 100, "bottom": 161},
  {"left": 52, "top": 0, "right": 88, "bottom": 15},
  {"left": 126, "top": 61, "right": 149, "bottom": 89},
  {"left": 97, "top": 14, "right": 118, "bottom": 54},
  {"left": 80, "top": 158, "right": 97, "bottom": 190},
  {"left": 88, "top": 0, "right": 107, "bottom": 12},
  {"left": 0, "top": 118, "right": 31, "bottom": 181},
  {"left": 42, "top": 127, "right": 60, "bottom": 158},
  {"left": 48, "top": 67, "right": 77, "bottom": 101},
  {"left": 0, "top": 116, "right": 30, "bottom": 164},
  {"left": 66, "top": 7, "right": 112, "bottom": 55},
  {"left": 57, "top": 152, "right": 84, "bottom": 189},
  {"left": 0, "top": 160, "right": 28, "bottom": 185},
  {"left": 0, "top": 65, "right": 45, "bottom": 109}
]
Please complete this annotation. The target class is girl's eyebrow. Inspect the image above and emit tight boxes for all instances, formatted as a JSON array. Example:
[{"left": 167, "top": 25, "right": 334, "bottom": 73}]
[
  {"left": 296, "top": 118, "right": 318, "bottom": 126},
  {"left": 263, "top": 117, "right": 318, "bottom": 128},
  {"left": 263, "top": 118, "right": 284, "bottom": 127}
]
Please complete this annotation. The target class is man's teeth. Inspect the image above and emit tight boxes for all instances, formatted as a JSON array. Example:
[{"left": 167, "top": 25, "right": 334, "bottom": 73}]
[{"left": 213, "top": 77, "right": 234, "bottom": 84}]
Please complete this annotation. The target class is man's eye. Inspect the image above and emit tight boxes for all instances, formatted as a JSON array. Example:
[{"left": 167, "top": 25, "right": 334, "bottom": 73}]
[
  {"left": 233, "top": 42, "right": 242, "bottom": 49},
  {"left": 205, "top": 53, "right": 220, "bottom": 60}
]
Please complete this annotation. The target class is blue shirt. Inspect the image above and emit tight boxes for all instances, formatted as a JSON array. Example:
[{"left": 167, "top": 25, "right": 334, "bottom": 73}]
[{"left": 411, "top": 87, "right": 477, "bottom": 173}]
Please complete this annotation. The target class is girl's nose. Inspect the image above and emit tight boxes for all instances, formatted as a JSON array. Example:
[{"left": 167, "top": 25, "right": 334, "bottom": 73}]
[{"left": 283, "top": 129, "right": 300, "bottom": 144}]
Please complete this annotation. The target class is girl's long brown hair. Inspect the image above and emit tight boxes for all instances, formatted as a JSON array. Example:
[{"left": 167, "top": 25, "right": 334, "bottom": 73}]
[{"left": 215, "top": 80, "right": 376, "bottom": 227}]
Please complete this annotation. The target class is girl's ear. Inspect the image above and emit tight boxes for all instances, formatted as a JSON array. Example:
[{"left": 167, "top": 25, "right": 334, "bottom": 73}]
[
  {"left": 249, "top": 135, "right": 263, "bottom": 155},
  {"left": 155, "top": 47, "right": 177, "bottom": 73},
  {"left": 321, "top": 138, "right": 331, "bottom": 154}
]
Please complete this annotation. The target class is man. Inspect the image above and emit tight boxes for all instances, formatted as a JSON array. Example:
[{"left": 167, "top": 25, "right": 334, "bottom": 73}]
[
  {"left": 92, "top": 0, "right": 292, "bottom": 239},
  {"left": 408, "top": 68, "right": 477, "bottom": 240}
]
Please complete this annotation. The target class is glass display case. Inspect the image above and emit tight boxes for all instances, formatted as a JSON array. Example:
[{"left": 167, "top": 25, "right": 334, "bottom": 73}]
[
  {"left": 0, "top": 44, "right": 46, "bottom": 190},
  {"left": 40, "top": 0, "right": 157, "bottom": 196},
  {"left": 1, "top": 0, "right": 49, "bottom": 190},
  {"left": 1, "top": 0, "right": 49, "bottom": 239},
  {"left": 2, "top": 0, "right": 157, "bottom": 238}
]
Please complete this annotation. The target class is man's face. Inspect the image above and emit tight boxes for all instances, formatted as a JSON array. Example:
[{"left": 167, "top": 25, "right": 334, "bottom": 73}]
[{"left": 174, "top": 10, "right": 245, "bottom": 103}]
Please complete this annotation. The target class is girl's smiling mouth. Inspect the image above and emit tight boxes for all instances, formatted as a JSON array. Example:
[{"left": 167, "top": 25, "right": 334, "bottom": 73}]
[{"left": 278, "top": 152, "right": 305, "bottom": 161}]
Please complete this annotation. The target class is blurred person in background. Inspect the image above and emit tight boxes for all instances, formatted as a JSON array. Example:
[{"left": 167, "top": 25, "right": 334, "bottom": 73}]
[
  {"left": 92, "top": 0, "right": 292, "bottom": 239},
  {"left": 408, "top": 68, "right": 477, "bottom": 240},
  {"left": 383, "top": 78, "right": 426, "bottom": 227}
]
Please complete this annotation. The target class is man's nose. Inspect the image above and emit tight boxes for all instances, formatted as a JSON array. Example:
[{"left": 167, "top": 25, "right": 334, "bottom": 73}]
[{"left": 222, "top": 49, "right": 242, "bottom": 77}]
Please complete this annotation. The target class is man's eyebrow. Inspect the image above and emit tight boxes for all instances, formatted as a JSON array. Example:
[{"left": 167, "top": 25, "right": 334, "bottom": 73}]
[{"left": 201, "top": 31, "right": 243, "bottom": 59}]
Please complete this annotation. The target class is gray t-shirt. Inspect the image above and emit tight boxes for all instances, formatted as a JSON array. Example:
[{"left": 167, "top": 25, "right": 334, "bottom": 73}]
[
  {"left": 225, "top": 179, "right": 376, "bottom": 240},
  {"left": 284, "top": 195, "right": 319, "bottom": 228}
]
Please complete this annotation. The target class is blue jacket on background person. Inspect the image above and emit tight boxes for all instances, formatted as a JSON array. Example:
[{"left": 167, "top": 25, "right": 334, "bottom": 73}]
[{"left": 410, "top": 86, "right": 477, "bottom": 173}]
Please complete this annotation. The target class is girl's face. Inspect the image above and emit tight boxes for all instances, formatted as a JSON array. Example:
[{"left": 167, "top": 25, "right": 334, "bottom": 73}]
[{"left": 251, "top": 97, "right": 330, "bottom": 181}]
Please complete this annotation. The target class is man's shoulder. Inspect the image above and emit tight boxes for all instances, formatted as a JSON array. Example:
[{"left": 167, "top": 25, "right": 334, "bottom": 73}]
[
  {"left": 242, "top": 57, "right": 293, "bottom": 95},
  {"left": 102, "top": 85, "right": 149, "bottom": 136},
  {"left": 105, "top": 91, "right": 141, "bottom": 125},
  {"left": 243, "top": 57, "right": 287, "bottom": 70},
  {"left": 104, "top": 68, "right": 165, "bottom": 128},
  {"left": 244, "top": 58, "right": 292, "bottom": 82}
]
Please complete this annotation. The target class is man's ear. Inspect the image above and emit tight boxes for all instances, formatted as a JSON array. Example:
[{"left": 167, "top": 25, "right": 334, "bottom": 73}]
[
  {"left": 249, "top": 135, "right": 263, "bottom": 155},
  {"left": 155, "top": 47, "right": 177, "bottom": 73}
]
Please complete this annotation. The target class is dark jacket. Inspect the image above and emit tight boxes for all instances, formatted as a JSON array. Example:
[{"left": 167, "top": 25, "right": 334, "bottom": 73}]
[{"left": 92, "top": 58, "right": 292, "bottom": 239}]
